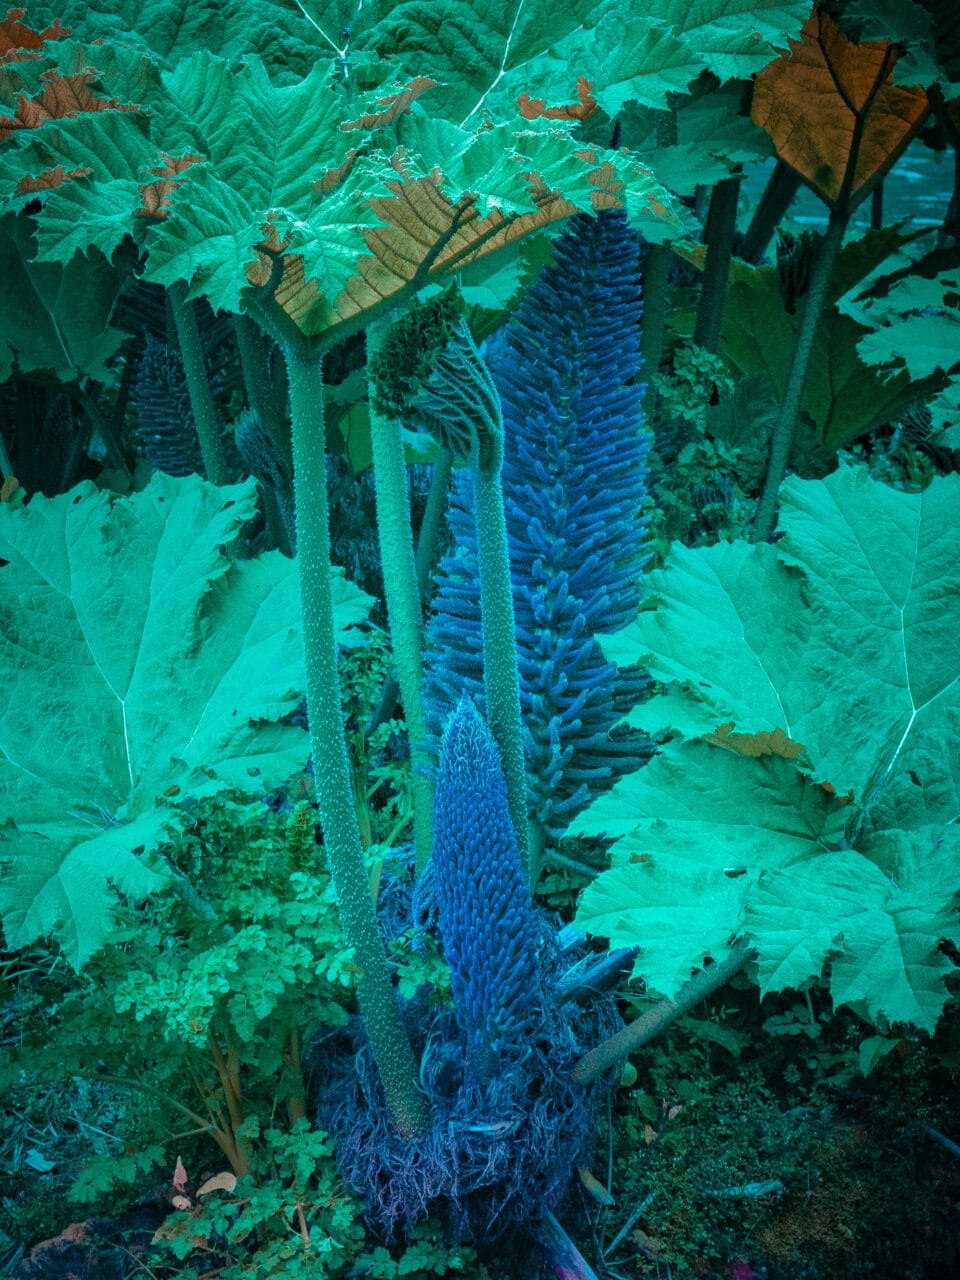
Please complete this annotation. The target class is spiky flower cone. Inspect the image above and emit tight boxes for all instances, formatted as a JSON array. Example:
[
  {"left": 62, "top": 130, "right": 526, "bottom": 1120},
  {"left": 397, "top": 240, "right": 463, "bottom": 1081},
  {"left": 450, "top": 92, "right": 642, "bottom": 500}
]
[
  {"left": 135, "top": 335, "right": 204, "bottom": 477},
  {"left": 234, "top": 406, "right": 297, "bottom": 550},
  {"left": 433, "top": 696, "right": 540, "bottom": 1081}
]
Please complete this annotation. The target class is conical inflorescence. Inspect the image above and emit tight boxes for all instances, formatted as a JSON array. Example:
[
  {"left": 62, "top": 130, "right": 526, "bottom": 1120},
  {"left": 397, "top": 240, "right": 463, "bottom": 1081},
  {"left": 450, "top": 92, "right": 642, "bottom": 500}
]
[
  {"left": 319, "top": 698, "right": 613, "bottom": 1242},
  {"left": 432, "top": 696, "right": 540, "bottom": 1081},
  {"left": 426, "top": 209, "right": 652, "bottom": 838}
]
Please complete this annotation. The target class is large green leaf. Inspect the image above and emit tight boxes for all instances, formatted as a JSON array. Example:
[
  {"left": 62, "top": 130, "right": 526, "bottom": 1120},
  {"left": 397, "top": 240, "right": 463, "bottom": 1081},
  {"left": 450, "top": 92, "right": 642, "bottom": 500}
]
[
  {"left": 352, "top": 0, "right": 809, "bottom": 121},
  {"left": 718, "top": 232, "right": 928, "bottom": 449},
  {"left": 139, "top": 56, "right": 685, "bottom": 329},
  {"left": 776, "top": 467, "right": 960, "bottom": 827},
  {"left": 0, "top": 211, "right": 134, "bottom": 382},
  {"left": 31, "top": 0, "right": 356, "bottom": 79},
  {"left": 618, "top": 85, "right": 773, "bottom": 196},
  {"left": 158, "top": 52, "right": 357, "bottom": 197},
  {"left": 0, "top": 473, "right": 372, "bottom": 968},
  {"left": 570, "top": 737, "right": 839, "bottom": 855},
  {"left": 846, "top": 266, "right": 960, "bottom": 385},
  {"left": 37, "top": 0, "right": 810, "bottom": 118},
  {"left": 846, "top": 0, "right": 960, "bottom": 95},
  {"left": 607, "top": 538, "right": 810, "bottom": 737},
  {"left": 576, "top": 466, "right": 960, "bottom": 1030},
  {"left": 0, "top": 110, "right": 157, "bottom": 217},
  {"left": 353, "top": 0, "right": 603, "bottom": 124},
  {"left": 929, "top": 376, "right": 960, "bottom": 448},
  {"left": 574, "top": 739, "right": 845, "bottom": 995},
  {"left": 748, "top": 831, "right": 960, "bottom": 1032},
  {"left": 575, "top": 857, "right": 746, "bottom": 999},
  {"left": 617, "top": 467, "right": 960, "bottom": 819},
  {"left": 642, "top": 0, "right": 812, "bottom": 85},
  {"left": 1, "top": 19, "right": 688, "bottom": 340}
]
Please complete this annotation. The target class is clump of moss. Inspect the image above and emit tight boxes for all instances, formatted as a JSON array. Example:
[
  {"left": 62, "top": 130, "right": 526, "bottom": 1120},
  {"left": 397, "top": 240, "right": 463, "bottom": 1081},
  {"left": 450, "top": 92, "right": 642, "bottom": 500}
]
[
  {"left": 610, "top": 1064, "right": 829, "bottom": 1272},
  {"left": 601, "top": 1004, "right": 960, "bottom": 1279}
]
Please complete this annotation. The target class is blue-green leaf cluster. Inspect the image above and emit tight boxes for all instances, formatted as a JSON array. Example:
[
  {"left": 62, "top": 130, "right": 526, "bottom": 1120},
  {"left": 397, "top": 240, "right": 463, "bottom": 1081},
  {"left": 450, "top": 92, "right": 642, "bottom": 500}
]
[
  {"left": 0, "top": 472, "right": 372, "bottom": 968},
  {"left": 575, "top": 465, "right": 960, "bottom": 1033}
]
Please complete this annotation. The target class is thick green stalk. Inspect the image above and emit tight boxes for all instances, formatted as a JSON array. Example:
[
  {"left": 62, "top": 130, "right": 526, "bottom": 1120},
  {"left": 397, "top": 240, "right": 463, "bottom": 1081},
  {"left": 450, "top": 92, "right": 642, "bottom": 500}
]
[
  {"left": 944, "top": 142, "right": 960, "bottom": 245},
  {"left": 366, "top": 318, "right": 435, "bottom": 874},
  {"left": 168, "top": 281, "right": 229, "bottom": 486},
  {"left": 0, "top": 425, "right": 15, "bottom": 480},
  {"left": 639, "top": 100, "right": 680, "bottom": 418},
  {"left": 931, "top": 87, "right": 960, "bottom": 246},
  {"left": 752, "top": 211, "right": 847, "bottom": 542},
  {"left": 570, "top": 940, "right": 755, "bottom": 1087},
  {"left": 262, "top": 483, "right": 292, "bottom": 557},
  {"left": 77, "top": 386, "right": 129, "bottom": 479},
  {"left": 475, "top": 462, "right": 530, "bottom": 877},
  {"left": 234, "top": 312, "right": 291, "bottom": 467},
  {"left": 639, "top": 243, "right": 671, "bottom": 417},
  {"left": 693, "top": 173, "right": 742, "bottom": 355},
  {"left": 286, "top": 344, "right": 427, "bottom": 1137},
  {"left": 415, "top": 451, "right": 452, "bottom": 607},
  {"left": 365, "top": 439, "right": 451, "bottom": 742},
  {"left": 740, "top": 160, "right": 802, "bottom": 263},
  {"left": 870, "top": 178, "right": 884, "bottom": 231}
]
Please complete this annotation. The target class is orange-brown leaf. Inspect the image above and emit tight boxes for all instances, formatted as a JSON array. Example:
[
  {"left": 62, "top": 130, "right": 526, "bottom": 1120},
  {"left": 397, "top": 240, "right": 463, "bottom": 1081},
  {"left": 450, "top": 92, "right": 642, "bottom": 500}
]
[
  {"left": 252, "top": 171, "right": 590, "bottom": 334},
  {"left": 577, "top": 1165, "right": 614, "bottom": 1206},
  {"left": 196, "top": 1171, "right": 237, "bottom": 1197},
  {"left": 14, "top": 163, "right": 90, "bottom": 195},
  {"left": 0, "top": 8, "right": 69, "bottom": 63},
  {"left": 571, "top": 148, "right": 624, "bottom": 210},
  {"left": 137, "top": 153, "right": 204, "bottom": 218},
  {"left": 250, "top": 153, "right": 673, "bottom": 338},
  {"left": 820, "top": 780, "right": 854, "bottom": 806},
  {"left": 706, "top": 722, "right": 804, "bottom": 760},
  {"left": 342, "top": 76, "right": 436, "bottom": 132},
  {"left": 0, "top": 70, "right": 133, "bottom": 143},
  {"left": 247, "top": 215, "right": 319, "bottom": 330},
  {"left": 752, "top": 11, "right": 929, "bottom": 211},
  {"left": 311, "top": 148, "right": 360, "bottom": 196},
  {"left": 518, "top": 76, "right": 598, "bottom": 122}
]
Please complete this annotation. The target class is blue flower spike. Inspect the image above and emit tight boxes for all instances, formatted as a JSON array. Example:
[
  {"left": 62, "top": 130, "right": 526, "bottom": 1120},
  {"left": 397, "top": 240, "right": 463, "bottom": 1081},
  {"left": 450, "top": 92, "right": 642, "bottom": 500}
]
[{"left": 432, "top": 695, "right": 541, "bottom": 1082}]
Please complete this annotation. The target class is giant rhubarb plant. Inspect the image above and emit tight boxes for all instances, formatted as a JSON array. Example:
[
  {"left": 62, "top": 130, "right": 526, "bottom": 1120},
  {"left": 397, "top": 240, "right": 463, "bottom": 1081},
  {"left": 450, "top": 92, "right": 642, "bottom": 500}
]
[
  {"left": 0, "top": 5, "right": 816, "bottom": 1225},
  {"left": 0, "top": 4, "right": 688, "bottom": 1142}
]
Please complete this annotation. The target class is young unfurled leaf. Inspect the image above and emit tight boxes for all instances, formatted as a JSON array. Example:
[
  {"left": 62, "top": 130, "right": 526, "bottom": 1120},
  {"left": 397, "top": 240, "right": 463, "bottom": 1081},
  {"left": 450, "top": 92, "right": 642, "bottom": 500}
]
[
  {"left": 752, "top": 10, "right": 929, "bottom": 212},
  {"left": 172, "top": 1156, "right": 188, "bottom": 1195}
]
